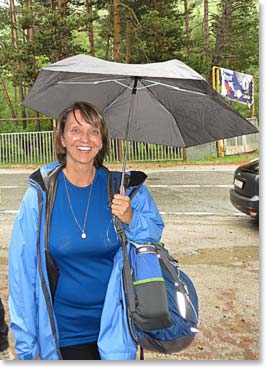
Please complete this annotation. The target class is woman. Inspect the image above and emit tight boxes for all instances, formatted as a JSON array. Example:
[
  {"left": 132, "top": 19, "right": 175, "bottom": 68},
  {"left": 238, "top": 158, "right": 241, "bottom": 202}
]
[{"left": 8, "top": 101, "right": 164, "bottom": 360}]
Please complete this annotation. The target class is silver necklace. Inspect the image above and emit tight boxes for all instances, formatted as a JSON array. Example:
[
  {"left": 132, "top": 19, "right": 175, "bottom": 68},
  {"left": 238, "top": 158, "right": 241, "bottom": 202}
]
[{"left": 63, "top": 173, "right": 94, "bottom": 239}]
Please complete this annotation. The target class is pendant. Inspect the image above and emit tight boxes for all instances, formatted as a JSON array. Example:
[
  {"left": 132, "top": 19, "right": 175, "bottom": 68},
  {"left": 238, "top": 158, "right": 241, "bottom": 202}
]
[{"left": 81, "top": 232, "right": 87, "bottom": 239}]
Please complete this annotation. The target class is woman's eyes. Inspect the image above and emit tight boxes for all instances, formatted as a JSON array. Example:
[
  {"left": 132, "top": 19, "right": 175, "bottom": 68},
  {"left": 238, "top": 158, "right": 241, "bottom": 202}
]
[
  {"left": 70, "top": 127, "right": 100, "bottom": 135},
  {"left": 90, "top": 129, "right": 100, "bottom": 136},
  {"left": 71, "top": 128, "right": 80, "bottom": 133}
]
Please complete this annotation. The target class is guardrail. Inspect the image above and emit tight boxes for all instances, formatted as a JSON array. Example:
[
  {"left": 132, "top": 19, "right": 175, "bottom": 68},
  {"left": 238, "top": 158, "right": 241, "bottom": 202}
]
[{"left": 0, "top": 131, "right": 183, "bottom": 164}]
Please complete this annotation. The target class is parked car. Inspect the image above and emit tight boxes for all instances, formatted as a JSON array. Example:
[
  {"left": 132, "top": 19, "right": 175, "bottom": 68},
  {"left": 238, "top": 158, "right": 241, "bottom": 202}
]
[{"left": 230, "top": 158, "right": 259, "bottom": 222}]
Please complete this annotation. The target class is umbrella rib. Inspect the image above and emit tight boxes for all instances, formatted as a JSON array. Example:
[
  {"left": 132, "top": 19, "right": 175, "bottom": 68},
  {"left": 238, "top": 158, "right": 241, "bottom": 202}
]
[
  {"left": 102, "top": 83, "right": 133, "bottom": 114},
  {"left": 58, "top": 79, "right": 132, "bottom": 89},
  {"left": 58, "top": 79, "right": 207, "bottom": 96},
  {"left": 144, "top": 80, "right": 207, "bottom": 96}
]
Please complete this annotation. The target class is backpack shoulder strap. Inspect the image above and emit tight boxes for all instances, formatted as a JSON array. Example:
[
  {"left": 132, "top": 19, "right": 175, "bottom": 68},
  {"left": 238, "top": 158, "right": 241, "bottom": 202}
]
[{"left": 107, "top": 170, "right": 147, "bottom": 318}]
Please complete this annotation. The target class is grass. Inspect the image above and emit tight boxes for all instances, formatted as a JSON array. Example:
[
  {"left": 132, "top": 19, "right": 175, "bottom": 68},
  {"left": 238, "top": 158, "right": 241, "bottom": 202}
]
[
  {"left": 0, "top": 150, "right": 259, "bottom": 170},
  {"left": 181, "top": 150, "right": 259, "bottom": 165}
]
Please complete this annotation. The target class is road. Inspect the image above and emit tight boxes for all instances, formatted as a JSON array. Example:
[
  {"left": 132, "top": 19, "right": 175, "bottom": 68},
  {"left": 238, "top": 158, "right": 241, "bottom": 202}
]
[{"left": 0, "top": 164, "right": 259, "bottom": 360}]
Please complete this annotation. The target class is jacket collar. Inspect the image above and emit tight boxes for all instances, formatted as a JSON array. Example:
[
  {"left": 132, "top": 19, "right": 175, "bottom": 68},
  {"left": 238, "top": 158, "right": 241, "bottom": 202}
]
[{"left": 29, "top": 162, "right": 62, "bottom": 192}]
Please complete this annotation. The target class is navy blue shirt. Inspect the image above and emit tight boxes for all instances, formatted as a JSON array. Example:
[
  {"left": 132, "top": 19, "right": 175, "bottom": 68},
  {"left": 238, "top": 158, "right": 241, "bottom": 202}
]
[{"left": 49, "top": 168, "right": 120, "bottom": 347}]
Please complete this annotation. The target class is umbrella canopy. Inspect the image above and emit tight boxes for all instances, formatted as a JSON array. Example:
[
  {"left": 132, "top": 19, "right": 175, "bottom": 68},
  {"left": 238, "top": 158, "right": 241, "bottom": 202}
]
[{"left": 22, "top": 54, "right": 258, "bottom": 148}]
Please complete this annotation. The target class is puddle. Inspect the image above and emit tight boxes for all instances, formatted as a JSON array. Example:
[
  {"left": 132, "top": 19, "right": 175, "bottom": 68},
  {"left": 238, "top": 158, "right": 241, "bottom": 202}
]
[{"left": 173, "top": 246, "right": 259, "bottom": 267}]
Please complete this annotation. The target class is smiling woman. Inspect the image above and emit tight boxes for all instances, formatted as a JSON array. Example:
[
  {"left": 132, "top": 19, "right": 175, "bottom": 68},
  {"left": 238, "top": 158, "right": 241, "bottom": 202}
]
[{"left": 8, "top": 101, "right": 164, "bottom": 360}]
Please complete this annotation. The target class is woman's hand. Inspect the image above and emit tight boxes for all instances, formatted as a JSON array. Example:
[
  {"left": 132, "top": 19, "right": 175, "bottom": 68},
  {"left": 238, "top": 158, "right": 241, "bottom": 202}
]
[{"left": 111, "top": 187, "right": 133, "bottom": 225}]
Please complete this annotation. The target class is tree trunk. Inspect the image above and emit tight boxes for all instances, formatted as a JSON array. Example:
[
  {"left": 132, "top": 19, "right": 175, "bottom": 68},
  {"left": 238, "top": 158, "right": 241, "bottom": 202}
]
[
  {"left": 24, "top": 0, "right": 36, "bottom": 84},
  {"left": 19, "top": 88, "right": 27, "bottom": 129},
  {"left": 35, "top": 112, "right": 41, "bottom": 131},
  {"left": 58, "top": 0, "right": 69, "bottom": 60},
  {"left": 0, "top": 79, "right": 16, "bottom": 120},
  {"left": 10, "top": 0, "right": 18, "bottom": 49},
  {"left": 212, "top": 0, "right": 234, "bottom": 66},
  {"left": 183, "top": 0, "right": 191, "bottom": 58},
  {"left": 125, "top": 14, "right": 131, "bottom": 63},
  {"left": 204, "top": 0, "right": 210, "bottom": 62},
  {"left": 26, "top": 0, "right": 40, "bottom": 132},
  {"left": 10, "top": 0, "right": 26, "bottom": 128},
  {"left": 14, "top": 86, "right": 18, "bottom": 115},
  {"left": 113, "top": 0, "right": 121, "bottom": 61},
  {"left": 25, "top": 0, "right": 33, "bottom": 43},
  {"left": 50, "top": 0, "right": 56, "bottom": 10},
  {"left": 58, "top": 0, "right": 68, "bottom": 14},
  {"left": 85, "top": 0, "right": 95, "bottom": 56},
  {"left": 105, "top": 0, "right": 113, "bottom": 60}
]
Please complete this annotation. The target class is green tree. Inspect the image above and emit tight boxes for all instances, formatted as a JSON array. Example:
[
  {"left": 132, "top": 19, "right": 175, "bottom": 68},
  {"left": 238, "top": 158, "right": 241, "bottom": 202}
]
[{"left": 0, "top": 0, "right": 259, "bottom": 131}]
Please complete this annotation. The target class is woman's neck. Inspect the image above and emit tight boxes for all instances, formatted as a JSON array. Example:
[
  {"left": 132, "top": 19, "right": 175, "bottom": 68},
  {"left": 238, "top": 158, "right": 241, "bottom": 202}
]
[{"left": 63, "top": 163, "right": 96, "bottom": 187}]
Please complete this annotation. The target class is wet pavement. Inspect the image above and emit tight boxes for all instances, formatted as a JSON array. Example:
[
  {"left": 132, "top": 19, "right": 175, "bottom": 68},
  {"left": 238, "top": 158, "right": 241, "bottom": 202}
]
[{"left": 0, "top": 164, "right": 259, "bottom": 360}]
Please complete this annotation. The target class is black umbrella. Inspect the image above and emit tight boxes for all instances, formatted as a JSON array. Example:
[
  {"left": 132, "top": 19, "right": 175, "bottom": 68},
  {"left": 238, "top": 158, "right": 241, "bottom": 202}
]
[{"left": 22, "top": 55, "right": 258, "bottom": 183}]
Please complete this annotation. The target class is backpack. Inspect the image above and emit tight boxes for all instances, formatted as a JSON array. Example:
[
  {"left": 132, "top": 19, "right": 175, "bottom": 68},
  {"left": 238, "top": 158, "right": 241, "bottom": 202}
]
[{"left": 108, "top": 170, "right": 199, "bottom": 358}]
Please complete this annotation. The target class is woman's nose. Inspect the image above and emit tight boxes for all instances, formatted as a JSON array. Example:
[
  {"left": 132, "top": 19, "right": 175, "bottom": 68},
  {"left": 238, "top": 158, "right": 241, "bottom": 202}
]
[{"left": 80, "top": 131, "right": 90, "bottom": 142}]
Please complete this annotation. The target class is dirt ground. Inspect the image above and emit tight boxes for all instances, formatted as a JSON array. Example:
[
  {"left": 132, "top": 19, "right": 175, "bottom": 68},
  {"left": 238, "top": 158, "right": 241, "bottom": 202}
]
[
  {"left": 142, "top": 217, "right": 259, "bottom": 361},
  {"left": 0, "top": 162, "right": 260, "bottom": 361}
]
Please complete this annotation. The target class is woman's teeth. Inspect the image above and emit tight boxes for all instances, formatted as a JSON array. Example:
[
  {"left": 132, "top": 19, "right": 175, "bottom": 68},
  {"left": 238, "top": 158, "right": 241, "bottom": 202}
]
[{"left": 78, "top": 147, "right": 92, "bottom": 151}]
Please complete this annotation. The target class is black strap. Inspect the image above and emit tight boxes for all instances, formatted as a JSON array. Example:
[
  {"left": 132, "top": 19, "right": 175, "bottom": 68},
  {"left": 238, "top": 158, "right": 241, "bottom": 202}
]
[
  {"left": 108, "top": 171, "right": 137, "bottom": 314},
  {"left": 108, "top": 170, "right": 148, "bottom": 359},
  {"left": 157, "top": 247, "right": 182, "bottom": 285},
  {"left": 158, "top": 246, "right": 190, "bottom": 297},
  {"left": 157, "top": 246, "right": 198, "bottom": 323}
]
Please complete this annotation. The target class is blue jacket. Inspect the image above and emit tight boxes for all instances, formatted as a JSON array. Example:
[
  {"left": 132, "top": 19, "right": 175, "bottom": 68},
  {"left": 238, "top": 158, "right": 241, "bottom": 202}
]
[{"left": 8, "top": 162, "right": 164, "bottom": 360}]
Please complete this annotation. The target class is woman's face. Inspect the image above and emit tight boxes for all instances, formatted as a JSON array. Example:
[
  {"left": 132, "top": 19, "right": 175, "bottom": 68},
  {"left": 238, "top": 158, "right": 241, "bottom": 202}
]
[{"left": 61, "top": 109, "right": 103, "bottom": 167}]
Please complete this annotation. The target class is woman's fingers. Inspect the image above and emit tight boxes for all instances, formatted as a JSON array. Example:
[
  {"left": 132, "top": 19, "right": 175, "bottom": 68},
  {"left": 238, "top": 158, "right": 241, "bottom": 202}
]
[{"left": 111, "top": 192, "right": 132, "bottom": 224}]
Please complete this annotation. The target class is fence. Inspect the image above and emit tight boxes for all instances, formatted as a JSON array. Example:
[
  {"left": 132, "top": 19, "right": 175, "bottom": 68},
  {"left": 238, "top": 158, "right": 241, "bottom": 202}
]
[
  {"left": 0, "top": 131, "right": 54, "bottom": 165},
  {"left": 0, "top": 131, "right": 183, "bottom": 165},
  {"left": 185, "top": 117, "right": 259, "bottom": 160},
  {"left": 223, "top": 117, "right": 259, "bottom": 155},
  {"left": 0, "top": 127, "right": 259, "bottom": 165}
]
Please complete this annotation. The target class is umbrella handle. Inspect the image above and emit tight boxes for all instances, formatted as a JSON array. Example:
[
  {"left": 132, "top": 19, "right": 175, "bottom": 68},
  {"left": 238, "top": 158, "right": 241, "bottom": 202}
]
[{"left": 120, "top": 77, "right": 139, "bottom": 193}]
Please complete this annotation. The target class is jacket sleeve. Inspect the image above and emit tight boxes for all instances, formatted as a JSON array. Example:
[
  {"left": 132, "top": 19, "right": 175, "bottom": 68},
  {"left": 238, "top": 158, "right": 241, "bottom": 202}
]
[
  {"left": 8, "top": 186, "right": 40, "bottom": 360},
  {"left": 123, "top": 185, "right": 164, "bottom": 243},
  {"left": 98, "top": 248, "right": 137, "bottom": 360}
]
